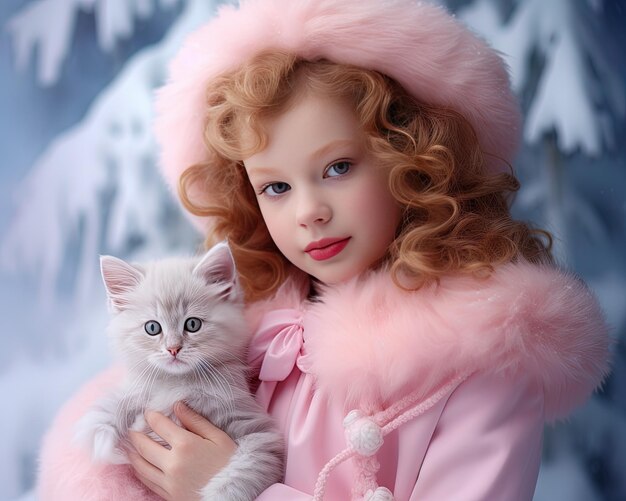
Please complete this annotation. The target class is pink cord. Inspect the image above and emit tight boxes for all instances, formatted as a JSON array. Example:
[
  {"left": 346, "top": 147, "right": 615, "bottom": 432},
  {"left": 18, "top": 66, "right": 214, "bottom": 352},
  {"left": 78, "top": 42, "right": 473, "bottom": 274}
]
[
  {"left": 313, "top": 447, "right": 356, "bottom": 500},
  {"left": 352, "top": 455, "right": 380, "bottom": 499},
  {"left": 312, "top": 372, "right": 471, "bottom": 501},
  {"left": 381, "top": 373, "right": 470, "bottom": 435}
]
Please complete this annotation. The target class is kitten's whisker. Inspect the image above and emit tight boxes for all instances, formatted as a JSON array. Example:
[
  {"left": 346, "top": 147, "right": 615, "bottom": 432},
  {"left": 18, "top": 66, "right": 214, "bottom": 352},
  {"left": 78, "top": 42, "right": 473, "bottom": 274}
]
[
  {"left": 198, "top": 349, "right": 243, "bottom": 380},
  {"left": 130, "top": 362, "right": 158, "bottom": 422},
  {"left": 191, "top": 358, "right": 218, "bottom": 395},
  {"left": 190, "top": 357, "right": 231, "bottom": 412},
  {"left": 196, "top": 357, "right": 233, "bottom": 400},
  {"left": 117, "top": 362, "right": 152, "bottom": 429},
  {"left": 195, "top": 358, "right": 237, "bottom": 417},
  {"left": 198, "top": 352, "right": 240, "bottom": 393},
  {"left": 125, "top": 357, "right": 150, "bottom": 379},
  {"left": 144, "top": 364, "right": 161, "bottom": 413}
]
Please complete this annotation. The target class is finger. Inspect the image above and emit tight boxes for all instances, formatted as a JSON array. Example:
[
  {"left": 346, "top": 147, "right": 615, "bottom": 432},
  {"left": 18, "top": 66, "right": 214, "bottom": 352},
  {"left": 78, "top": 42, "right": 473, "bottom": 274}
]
[
  {"left": 174, "top": 401, "right": 220, "bottom": 440},
  {"left": 128, "top": 429, "right": 169, "bottom": 470},
  {"left": 128, "top": 449, "right": 167, "bottom": 497},
  {"left": 132, "top": 465, "right": 170, "bottom": 500},
  {"left": 144, "top": 410, "right": 186, "bottom": 447}
]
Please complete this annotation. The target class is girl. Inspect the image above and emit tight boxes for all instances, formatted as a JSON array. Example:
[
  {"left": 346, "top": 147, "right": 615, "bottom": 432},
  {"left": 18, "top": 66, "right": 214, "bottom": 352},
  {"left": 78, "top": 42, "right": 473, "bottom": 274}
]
[{"left": 38, "top": 0, "right": 610, "bottom": 500}]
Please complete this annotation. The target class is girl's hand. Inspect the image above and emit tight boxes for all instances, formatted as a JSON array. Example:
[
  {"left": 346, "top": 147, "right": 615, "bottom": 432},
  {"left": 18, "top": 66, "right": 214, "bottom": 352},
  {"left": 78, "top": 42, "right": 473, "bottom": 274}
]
[{"left": 128, "top": 402, "right": 237, "bottom": 501}]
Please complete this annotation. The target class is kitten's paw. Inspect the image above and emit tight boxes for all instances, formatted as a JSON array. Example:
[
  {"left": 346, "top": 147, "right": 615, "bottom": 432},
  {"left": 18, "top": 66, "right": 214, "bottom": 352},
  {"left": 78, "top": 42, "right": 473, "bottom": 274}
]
[
  {"left": 129, "top": 413, "right": 147, "bottom": 433},
  {"left": 75, "top": 411, "right": 128, "bottom": 464},
  {"left": 92, "top": 424, "right": 128, "bottom": 464}
]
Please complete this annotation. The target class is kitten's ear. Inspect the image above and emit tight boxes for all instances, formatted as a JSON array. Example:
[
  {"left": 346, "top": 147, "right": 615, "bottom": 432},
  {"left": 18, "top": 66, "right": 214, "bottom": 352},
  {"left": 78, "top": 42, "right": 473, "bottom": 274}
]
[
  {"left": 100, "top": 255, "right": 144, "bottom": 312},
  {"left": 193, "top": 242, "right": 240, "bottom": 301}
]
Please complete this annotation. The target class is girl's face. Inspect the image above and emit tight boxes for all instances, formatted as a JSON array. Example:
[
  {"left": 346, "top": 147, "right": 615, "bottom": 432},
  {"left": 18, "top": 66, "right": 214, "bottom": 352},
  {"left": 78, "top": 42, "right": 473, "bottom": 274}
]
[{"left": 243, "top": 91, "right": 402, "bottom": 285}]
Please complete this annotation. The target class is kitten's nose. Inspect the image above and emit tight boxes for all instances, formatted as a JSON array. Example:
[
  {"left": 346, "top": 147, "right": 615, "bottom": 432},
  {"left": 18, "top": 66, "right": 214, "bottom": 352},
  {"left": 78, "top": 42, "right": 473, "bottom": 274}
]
[{"left": 167, "top": 345, "right": 182, "bottom": 357}]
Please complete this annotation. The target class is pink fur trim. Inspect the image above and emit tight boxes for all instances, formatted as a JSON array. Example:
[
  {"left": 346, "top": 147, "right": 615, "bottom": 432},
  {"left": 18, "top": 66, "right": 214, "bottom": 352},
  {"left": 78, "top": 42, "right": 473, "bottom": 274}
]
[
  {"left": 154, "top": 0, "right": 521, "bottom": 233},
  {"left": 303, "top": 262, "right": 610, "bottom": 421},
  {"left": 244, "top": 274, "right": 310, "bottom": 334},
  {"left": 37, "top": 367, "right": 160, "bottom": 501}
]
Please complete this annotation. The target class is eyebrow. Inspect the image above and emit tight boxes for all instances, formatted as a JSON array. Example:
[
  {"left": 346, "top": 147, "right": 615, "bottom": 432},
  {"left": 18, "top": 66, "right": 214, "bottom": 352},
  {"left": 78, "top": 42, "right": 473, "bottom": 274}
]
[
  {"left": 246, "top": 139, "right": 357, "bottom": 177},
  {"left": 310, "top": 139, "right": 357, "bottom": 160},
  {"left": 245, "top": 165, "right": 279, "bottom": 178}
]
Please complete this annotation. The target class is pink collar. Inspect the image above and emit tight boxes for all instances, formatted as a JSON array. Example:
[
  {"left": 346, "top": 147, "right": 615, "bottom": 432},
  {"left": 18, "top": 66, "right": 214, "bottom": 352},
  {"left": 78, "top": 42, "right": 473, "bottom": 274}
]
[{"left": 247, "top": 262, "right": 610, "bottom": 422}]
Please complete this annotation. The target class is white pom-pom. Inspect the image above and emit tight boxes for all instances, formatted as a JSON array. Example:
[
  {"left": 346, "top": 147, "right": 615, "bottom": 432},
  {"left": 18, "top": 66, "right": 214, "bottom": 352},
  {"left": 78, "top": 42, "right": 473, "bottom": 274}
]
[
  {"left": 364, "top": 486, "right": 394, "bottom": 501},
  {"left": 344, "top": 414, "right": 383, "bottom": 456},
  {"left": 343, "top": 409, "right": 364, "bottom": 428}
]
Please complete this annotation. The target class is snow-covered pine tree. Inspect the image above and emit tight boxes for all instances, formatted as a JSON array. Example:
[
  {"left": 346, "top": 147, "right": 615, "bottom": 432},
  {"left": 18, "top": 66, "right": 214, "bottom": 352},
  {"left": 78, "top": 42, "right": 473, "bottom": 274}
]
[
  {"left": 1, "top": 0, "right": 213, "bottom": 310},
  {"left": 460, "top": 1, "right": 626, "bottom": 499},
  {"left": 0, "top": 1, "right": 216, "bottom": 499}
]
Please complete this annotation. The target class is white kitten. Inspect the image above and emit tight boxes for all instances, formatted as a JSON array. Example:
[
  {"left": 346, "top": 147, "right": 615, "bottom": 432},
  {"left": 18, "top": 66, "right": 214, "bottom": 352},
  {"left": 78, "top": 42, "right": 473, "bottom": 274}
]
[{"left": 74, "top": 242, "right": 284, "bottom": 500}]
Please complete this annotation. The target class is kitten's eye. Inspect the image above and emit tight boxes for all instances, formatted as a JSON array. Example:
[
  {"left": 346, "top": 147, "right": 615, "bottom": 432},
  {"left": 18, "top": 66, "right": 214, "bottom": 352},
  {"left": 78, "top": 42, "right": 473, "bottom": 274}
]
[
  {"left": 184, "top": 317, "right": 202, "bottom": 333},
  {"left": 144, "top": 321, "right": 162, "bottom": 336}
]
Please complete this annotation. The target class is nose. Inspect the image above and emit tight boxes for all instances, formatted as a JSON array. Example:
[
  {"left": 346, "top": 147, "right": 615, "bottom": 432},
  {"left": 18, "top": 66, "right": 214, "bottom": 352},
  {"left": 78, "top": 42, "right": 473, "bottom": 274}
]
[
  {"left": 296, "top": 189, "right": 332, "bottom": 227},
  {"left": 167, "top": 345, "right": 182, "bottom": 357}
]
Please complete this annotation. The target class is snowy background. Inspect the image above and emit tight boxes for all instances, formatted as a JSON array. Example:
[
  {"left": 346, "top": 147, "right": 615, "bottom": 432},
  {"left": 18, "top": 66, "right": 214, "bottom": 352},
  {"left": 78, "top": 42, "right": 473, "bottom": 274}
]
[{"left": 0, "top": 0, "right": 624, "bottom": 500}]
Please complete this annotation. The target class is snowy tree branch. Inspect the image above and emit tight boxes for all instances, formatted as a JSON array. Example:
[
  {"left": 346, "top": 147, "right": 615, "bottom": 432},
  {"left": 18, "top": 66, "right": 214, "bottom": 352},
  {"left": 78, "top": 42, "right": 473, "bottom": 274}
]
[
  {"left": 5, "top": 0, "right": 184, "bottom": 86},
  {"left": 0, "top": 0, "right": 211, "bottom": 305}
]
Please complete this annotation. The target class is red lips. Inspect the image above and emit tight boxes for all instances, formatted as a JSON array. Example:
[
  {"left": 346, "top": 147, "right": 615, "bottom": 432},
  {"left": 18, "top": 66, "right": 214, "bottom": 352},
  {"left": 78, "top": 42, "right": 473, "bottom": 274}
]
[{"left": 305, "top": 237, "right": 350, "bottom": 261}]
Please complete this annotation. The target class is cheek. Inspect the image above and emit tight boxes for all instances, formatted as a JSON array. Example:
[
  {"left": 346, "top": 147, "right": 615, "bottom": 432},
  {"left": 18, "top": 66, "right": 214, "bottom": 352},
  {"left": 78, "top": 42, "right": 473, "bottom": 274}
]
[
  {"left": 259, "top": 205, "right": 291, "bottom": 246},
  {"left": 181, "top": 334, "right": 201, "bottom": 353},
  {"left": 139, "top": 334, "right": 160, "bottom": 353},
  {"left": 117, "top": 333, "right": 151, "bottom": 366},
  {"left": 350, "top": 181, "right": 399, "bottom": 232}
]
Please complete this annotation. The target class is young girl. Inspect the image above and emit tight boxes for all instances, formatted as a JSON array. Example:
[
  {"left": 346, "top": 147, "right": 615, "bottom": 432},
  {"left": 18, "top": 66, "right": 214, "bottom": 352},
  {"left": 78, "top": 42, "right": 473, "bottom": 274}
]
[{"left": 38, "top": 0, "right": 610, "bottom": 500}]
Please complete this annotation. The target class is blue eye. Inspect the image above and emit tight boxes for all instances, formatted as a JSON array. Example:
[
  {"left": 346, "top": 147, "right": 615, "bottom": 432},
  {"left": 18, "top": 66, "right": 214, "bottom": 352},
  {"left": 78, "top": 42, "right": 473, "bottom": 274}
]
[
  {"left": 325, "top": 161, "right": 351, "bottom": 177},
  {"left": 262, "top": 182, "right": 291, "bottom": 196},
  {"left": 144, "top": 321, "right": 162, "bottom": 336},
  {"left": 184, "top": 317, "right": 202, "bottom": 333}
]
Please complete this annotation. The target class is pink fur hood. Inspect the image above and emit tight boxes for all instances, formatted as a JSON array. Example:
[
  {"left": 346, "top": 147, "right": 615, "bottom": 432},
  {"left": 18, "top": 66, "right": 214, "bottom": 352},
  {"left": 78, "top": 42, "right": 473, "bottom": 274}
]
[
  {"left": 155, "top": 0, "right": 520, "bottom": 233},
  {"left": 252, "top": 261, "right": 610, "bottom": 422}
]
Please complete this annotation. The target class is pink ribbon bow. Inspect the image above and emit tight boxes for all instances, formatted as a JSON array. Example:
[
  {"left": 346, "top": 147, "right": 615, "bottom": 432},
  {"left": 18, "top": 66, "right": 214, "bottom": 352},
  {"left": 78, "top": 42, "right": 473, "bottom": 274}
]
[{"left": 249, "top": 309, "right": 310, "bottom": 382}]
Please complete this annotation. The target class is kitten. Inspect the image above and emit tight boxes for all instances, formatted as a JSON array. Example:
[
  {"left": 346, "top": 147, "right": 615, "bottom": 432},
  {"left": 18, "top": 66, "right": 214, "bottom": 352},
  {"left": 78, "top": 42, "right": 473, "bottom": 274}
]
[{"left": 74, "top": 242, "right": 284, "bottom": 500}]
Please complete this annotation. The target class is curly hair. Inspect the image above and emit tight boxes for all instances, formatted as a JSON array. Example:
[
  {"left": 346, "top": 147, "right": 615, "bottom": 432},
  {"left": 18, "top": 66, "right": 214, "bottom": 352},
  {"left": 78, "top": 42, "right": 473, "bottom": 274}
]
[{"left": 179, "top": 51, "right": 552, "bottom": 301}]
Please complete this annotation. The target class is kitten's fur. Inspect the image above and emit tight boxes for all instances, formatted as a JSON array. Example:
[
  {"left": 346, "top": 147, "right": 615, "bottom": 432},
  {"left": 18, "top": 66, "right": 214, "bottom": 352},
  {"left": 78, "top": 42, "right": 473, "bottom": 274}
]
[{"left": 74, "top": 242, "right": 284, "bottom": 500}]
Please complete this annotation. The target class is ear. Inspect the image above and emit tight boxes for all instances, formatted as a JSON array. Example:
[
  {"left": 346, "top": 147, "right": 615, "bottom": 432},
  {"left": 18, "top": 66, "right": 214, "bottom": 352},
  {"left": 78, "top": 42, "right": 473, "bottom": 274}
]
[
  {"left": 193, "top": 242, "right": 240, "bottom": 301},
  {"left": 100, "top": 255, "right": 144, "bottom": 312}
]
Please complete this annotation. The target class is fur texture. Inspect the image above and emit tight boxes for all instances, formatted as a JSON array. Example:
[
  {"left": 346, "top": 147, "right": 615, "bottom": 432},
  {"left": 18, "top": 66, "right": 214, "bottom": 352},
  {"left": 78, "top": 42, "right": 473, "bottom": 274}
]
[
  {"left": 295, "top": 261, "right": 610, "bottom": 422},
  {"left": 154, "top": 0, "right": 521, "bottom": 232},
  {"left": 70, "top": 243, "right": 284, "bottom": 500},
  {"left": 38, "top": 368, "right": 160, "bottom": 501}
]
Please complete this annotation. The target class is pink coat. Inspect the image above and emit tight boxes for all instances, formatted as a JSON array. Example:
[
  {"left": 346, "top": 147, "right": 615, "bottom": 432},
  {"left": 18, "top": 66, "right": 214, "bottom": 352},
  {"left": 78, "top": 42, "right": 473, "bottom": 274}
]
[{"left": 37, "top": 262, "right": 610, "bottom": 500}]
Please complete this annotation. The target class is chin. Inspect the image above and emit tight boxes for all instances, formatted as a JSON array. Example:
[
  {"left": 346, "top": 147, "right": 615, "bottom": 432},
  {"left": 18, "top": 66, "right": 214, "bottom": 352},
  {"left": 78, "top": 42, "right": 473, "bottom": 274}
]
[
  {"left": 158, "top": 359, "right": 192, "bottom": 376},
  {"left": 314, "top": 268, "right": 361, "bottom": 286}
]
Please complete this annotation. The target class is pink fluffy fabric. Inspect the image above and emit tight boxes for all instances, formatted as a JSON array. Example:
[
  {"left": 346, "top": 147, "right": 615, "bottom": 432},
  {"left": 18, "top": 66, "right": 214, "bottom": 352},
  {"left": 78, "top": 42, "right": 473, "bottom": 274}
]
[
  {"left": 154, "top": 0, "right": 521, "bottom": 233},
  {"left": 302, "top": 261, "right": 611, "bottom": 421},
  {"left": 37, "top": 263, "right": 609, "bottom": 498},
  {"left": 37, "top": 367, "right": 160, "bottom": 501}
]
